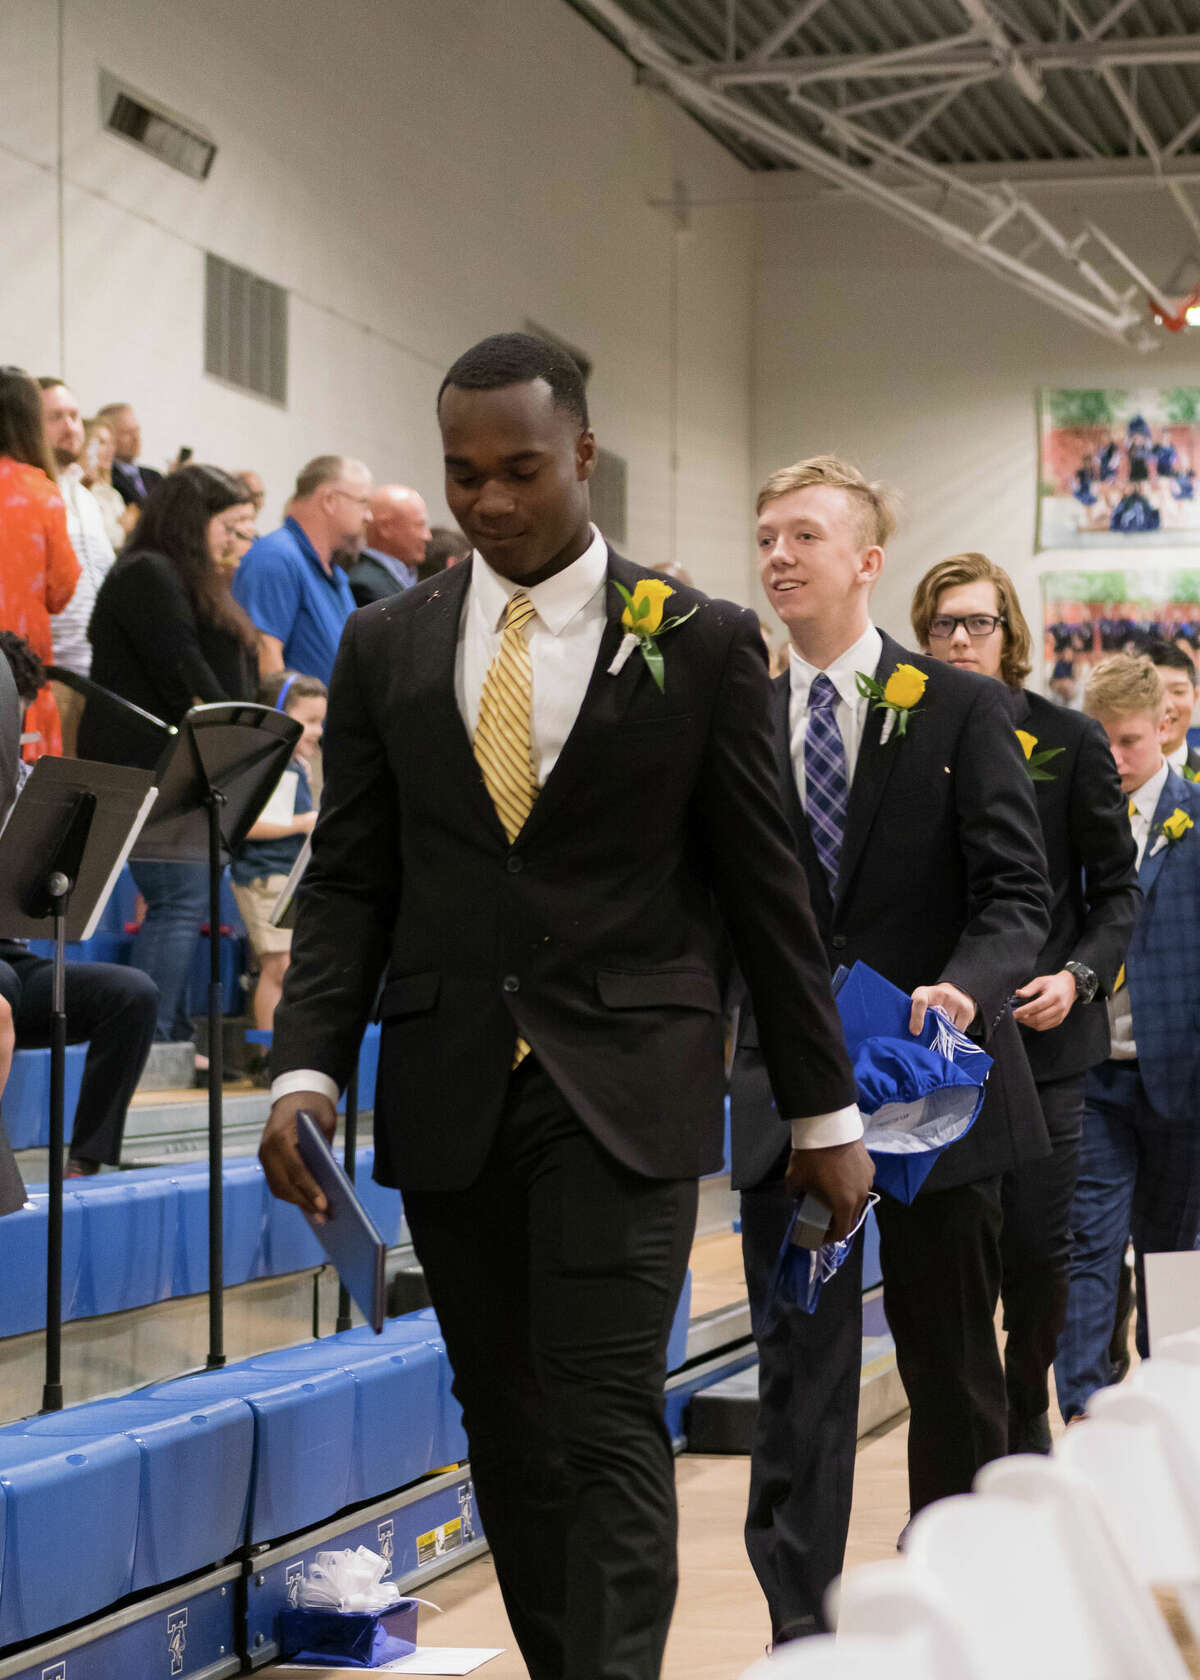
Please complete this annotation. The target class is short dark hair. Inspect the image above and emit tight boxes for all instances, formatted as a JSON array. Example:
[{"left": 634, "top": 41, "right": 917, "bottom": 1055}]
[
  {"left": 437, "top": 333, "right": 589, "bottom": 429},
  {"left": 0, "top": 630, "right": 47, "bottom": 705},
  {"left": 1145, "top": 637, "right": 1197, "bottom": 687}
]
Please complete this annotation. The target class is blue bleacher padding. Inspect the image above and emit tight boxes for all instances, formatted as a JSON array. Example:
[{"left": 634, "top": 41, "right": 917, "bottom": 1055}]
[
  {"left": 27, "top": 932, "right": 135, "bottom": 966},
  {"left": 12, "top": 1393, "right": 253, "bottom": 1592},
  {"left": 245, "top": 1336, "right": 446, "bottom": 1504},
  {"left": 0, "top": 1429, "right": 141, "bottom": 1646},
  {"left": 0, "top": 1191, "right": 87, "bottom": 1337},
  {"left": 71, "top": 1176, "right": 180, "bottom": 1318},
  {"left": 171, "top": 1157, "right": 269, "bottom": 1293},
  {"left": 2, "top": 1044, "right": 86, "bottom": 1150},
  {"left": 144, "top": 1366, "right": 357, "bottom": 1544},
  {"left": 666, "top": 1269, "right": 692, "bottom": 1374}
]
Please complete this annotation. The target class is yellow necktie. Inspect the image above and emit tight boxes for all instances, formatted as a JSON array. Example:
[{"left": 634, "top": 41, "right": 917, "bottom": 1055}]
[{"left": 474, "top": 591, "right": 538, "bottom": 1065}]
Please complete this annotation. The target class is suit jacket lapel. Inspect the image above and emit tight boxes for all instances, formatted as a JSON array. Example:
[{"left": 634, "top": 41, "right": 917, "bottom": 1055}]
[
  {"left": 769, "top": 673, "right": 830, "bottom": 916},
  {"left": 834, "top": 631, "right": 905, "bottom": 909},
  {"left": 515, "top": 549, "right": 641, "bottom": 846},
  {"left": 1139, "top": 771, "right": 1186, "bottom": 898},
  {"left": 409, "top": 559, "right": 509, "bottom": 846}
]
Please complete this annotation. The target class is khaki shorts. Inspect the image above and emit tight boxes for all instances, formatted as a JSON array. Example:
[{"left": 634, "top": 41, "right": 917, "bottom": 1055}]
[{"left": 231, "top": 875, "right": 293, "bottom": 958}]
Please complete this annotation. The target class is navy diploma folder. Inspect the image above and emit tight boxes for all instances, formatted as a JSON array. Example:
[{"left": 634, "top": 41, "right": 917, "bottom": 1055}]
[{"left": 295, "top": 1111, "right": 387, "bottom": 1333}]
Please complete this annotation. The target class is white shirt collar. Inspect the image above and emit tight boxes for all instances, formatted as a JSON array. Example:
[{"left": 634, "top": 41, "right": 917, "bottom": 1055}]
[
  {"left": 1168, "top": 741, "right": 1188, "bottom": 771},
  {"left": 788, "top": 621, "right": 884, "bottom": 711},
  {"left": 471, "top": 525, "right": 609, "bottom": 637},
  {"left": 1129, "top": 758, "right": 1169, "bottom": 825}
]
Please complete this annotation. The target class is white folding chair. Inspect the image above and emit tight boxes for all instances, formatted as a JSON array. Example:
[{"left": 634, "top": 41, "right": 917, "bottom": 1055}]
[
  {"left": 1059, "top": 1396, "right": 1200, "bottom": 1639},
  {"left": 1134, "top": 1352, "right": 1200, "bottom": 1457},
  {"left": 831, "top": 1558, "right": 982, "bottom": 1678},
  {"left": 737, "top": 1631, "right": 938, "bottom": 1680},
  {"left": 903, "top": 1489, "right": 1165, "bottom": 1679},
  {"left": 976, "top": 1453, "right": 1192, "bottom": 1677},
  {"left": 1155, "top": 1327, "right": 1200, "bottom": 1366}
]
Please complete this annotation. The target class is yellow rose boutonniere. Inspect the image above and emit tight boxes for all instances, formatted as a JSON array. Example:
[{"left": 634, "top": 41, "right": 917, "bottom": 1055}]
[
  {"left": 1015, "top": 729, "right": 1064, "bottom": 783},
  {"left": 855, "top": 662, "right": 928, "bottom": 742},
  {"left": 1149, "top": 805, "right": 1195, "bottom": 857},
  {"left": 608, "top": 577, "right": 698, "bottom": 693}
]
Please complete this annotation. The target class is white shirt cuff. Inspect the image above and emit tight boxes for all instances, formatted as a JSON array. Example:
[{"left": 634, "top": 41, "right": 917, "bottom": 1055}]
[
  {"left": 789, "top": 1103, "right": 864, "bottom": 1150},
  {"left": 269, "top": 1069, "right": 340, "bottom": 1106}
]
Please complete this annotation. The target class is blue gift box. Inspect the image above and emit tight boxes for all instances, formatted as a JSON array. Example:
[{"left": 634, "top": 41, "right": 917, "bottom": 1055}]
[{"left": 278, "top": 1599, "right": 419, "bottom": 1667}]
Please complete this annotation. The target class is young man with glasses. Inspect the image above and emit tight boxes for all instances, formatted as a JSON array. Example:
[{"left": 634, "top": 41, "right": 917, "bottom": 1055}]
[
  {"left": 912, "top": 552, "right": 1139, "bottom": 1451},
  {"left": 233, "top": 455, "right": 369, "bottom": 685},
  {"left": 733, "top": 458, "right": 1052, "bottom": 1646}
]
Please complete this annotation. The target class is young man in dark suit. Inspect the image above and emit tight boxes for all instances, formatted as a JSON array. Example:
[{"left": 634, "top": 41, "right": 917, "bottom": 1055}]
[
  {"left": 1054, "top": 654, "right": 1200, "bottom": 1419},
  {"left": 732, "top": 456, "right": 1051, "bottom": 1646},
  {"left": 258, "top": 336, "right": 872, "bottom": 1680},
  {"left": 912, "top": 552, "right": 1140, "bottom": 1453}
]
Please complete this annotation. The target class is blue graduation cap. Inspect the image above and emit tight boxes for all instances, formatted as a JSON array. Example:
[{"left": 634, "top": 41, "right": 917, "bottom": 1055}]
[{"left": 832, "top": 961, "right": 993, "bottom": 1203}]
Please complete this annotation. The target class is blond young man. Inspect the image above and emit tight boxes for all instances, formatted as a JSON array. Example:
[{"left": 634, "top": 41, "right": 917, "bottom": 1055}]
[
  {"left": 1053, "top": 655, "right": 1200, "bottom": 1419},
  {"left": 731, "top": 456, "right": 1051, "bottom": 1644}
]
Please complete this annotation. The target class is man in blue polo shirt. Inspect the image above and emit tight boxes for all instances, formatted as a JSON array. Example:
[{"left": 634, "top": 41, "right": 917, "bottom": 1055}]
[{"left": 233, "top": 454, "right": 371, "bottom": 685}]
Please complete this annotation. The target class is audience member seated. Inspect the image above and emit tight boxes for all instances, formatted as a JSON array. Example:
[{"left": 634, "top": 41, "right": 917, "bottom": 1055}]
[
  {"left": 80, "top": 415, "right": 138, "bottom": 553},
  {"left": 1054, "top": 654, "right": 1200, "bottom": 1420},
  {"left": 0, "top": 633, "right": 157, "bottom": 1175},
  {"left": 96, "top": 402, "right": 162, "bottom": 507},
  {"left": 38, "top": 378, "right": 115, "bottom": 753},
  {"left": 347, "top": 484, "right": 431, "bottom": 604},
  {"left": 0, "top": 368, "right": 79, "bottom": 760},
  {"left": 80, "top": 465, "right": 258, "bottom": 1051},
  {"left": 233, "top": 455, "right": 368, "bottom": 685},
  {"left": 417, "top": 524, "right": 471, "bottom": 582},
  {"left": 230, "top": 672, "right": 325, "bottom": 1078}
]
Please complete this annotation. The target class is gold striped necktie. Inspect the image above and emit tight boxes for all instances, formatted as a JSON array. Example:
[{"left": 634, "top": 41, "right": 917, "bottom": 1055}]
[{"left": 474, "top": 590, "right": 539, "bottom": 1066}]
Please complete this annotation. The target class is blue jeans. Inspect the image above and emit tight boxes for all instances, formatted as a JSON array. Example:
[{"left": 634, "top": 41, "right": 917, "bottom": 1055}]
[
  {"left": 129, "top": 859, "right": 208, "bottom": 1042},
  {"left": 1054, "top": 1060, "right": 1200, "bottom": 1421}
]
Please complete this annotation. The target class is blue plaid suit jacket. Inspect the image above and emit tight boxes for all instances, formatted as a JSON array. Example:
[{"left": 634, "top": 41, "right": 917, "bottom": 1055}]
[{"left": 1126, "top": 767, "right": 1200, "bottom": 1118}]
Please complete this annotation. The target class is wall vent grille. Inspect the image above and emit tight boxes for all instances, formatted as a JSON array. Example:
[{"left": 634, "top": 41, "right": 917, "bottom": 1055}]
[
  {"left": 204, "top": 253, "right": 289, "bottom": 406},
  {"left": 100, "top": 71, "right": 216, "bottom": 181}
]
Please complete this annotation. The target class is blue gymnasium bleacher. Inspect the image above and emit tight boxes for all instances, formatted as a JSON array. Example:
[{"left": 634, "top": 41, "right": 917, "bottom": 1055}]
[
  {"left": 0, "top": 1150, "right": 402, "bottom": 1338},
  {"left": 0, "top": 1314, "right": 460, "bottom": 1646}
]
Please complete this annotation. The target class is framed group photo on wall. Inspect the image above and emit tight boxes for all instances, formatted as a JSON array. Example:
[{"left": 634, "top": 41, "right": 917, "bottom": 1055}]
[
  {"left": 1041, "top": 567, "right": 1200, "bottom": 704},
  {"left": 1037, "top": 388, "right": 1200, "bottom": 551}
]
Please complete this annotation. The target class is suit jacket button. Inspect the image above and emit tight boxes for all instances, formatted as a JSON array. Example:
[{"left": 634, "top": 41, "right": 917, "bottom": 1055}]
[
  {"left": 832, "top": 935, "right": 847, "bottom": 950},
  {"left": 507, "top": 854, "right": 523, "bottom": 873},
  {"left": 503, "top": 975, "right": 520, "bottom": 993}
]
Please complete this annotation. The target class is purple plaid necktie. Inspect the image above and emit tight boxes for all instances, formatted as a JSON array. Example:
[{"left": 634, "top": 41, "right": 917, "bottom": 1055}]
[{"left": 805, "top": 672, "right": 848, "bottom": 890}]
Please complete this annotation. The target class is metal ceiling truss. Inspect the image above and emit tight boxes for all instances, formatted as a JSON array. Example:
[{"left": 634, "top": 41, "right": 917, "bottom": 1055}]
[{"left": 571, "top": 0, "right": 1200, "bottom": 351}]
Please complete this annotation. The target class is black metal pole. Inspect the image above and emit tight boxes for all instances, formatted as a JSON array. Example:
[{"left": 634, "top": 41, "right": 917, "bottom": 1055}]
[
  {"left": 206, "top": 791, "right": 226, "bottom": 1369},
  {"left": 335, "top": 1062, "right": 360, "bottom": 1333},
  {"left": 41, "top": 876, "right": 69, "bottom": 1413}
]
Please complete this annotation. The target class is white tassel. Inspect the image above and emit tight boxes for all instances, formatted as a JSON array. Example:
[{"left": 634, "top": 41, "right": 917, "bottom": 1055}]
[{"left": 608, "top": 631, "right": 640, "bottom": 676}]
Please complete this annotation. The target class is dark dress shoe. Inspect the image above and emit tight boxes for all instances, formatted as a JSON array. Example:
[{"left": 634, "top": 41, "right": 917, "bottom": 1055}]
[{"left": 1008, "top": 1409, "right": 1053, "bottom": 1455}]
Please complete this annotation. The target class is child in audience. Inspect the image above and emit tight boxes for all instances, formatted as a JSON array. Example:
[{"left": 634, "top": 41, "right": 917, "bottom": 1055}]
[{"left": 230, "top": 672, "right": 325, "bottom": 1073}]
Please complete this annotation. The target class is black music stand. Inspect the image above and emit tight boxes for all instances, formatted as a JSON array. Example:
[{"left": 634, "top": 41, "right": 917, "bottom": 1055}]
[
  {"left": 0, "top": 755, "right": 158, "bottom": 1410},
  {"left": 134, "top": 703, "right": 300, "bottom": 1368}
]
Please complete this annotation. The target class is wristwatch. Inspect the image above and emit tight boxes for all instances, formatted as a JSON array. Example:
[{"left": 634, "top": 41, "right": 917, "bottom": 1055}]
[{"left": 1065, "top": 961, "right": 1099, "bottom": 1005}]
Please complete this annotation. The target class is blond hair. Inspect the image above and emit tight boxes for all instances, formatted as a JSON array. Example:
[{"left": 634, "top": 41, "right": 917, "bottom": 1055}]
[
  {"left": 1084, "top": 654, "right": 1164, "bottom": 722},
  {"left": 910, "top": 552, "right": 1033, "bottom": 689},
  {"left": 756, "top": 454, "right": 898, "bottom": 549}
]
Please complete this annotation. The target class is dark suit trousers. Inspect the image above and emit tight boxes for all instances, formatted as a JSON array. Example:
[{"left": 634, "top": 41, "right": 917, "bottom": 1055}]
[
  {"left": 740, "top": 1180, "right": 864, "bottom": 1640},
  {"left": 402, "top": 1058, "right": 697, "bottom": 1680},
  {"left": 999, "top": 1073, "right": 1086, "bottom": 1420},
  {"left": 0, "top": 951, "right": 157, "bottom": 1164},
  {"left": 875, "top": 1178, "right": 1008, "bottom": 1515}
]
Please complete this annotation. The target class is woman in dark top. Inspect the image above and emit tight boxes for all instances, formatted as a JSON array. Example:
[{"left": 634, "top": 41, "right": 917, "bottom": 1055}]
[{"left": 81, "top": 465, "right": 258, "bottom": 1046}]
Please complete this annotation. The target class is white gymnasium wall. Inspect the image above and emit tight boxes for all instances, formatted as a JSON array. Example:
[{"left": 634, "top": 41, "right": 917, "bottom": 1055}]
[
  {"left": 753, "top": 181, "right": 1200, "bottom": 675},
  {"left": 0, "top": 0, "right": 756, "bottom": 600}
]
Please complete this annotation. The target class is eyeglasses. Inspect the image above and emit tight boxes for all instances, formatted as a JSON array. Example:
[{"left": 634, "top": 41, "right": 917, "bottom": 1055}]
[
  {"left": 927, "top": 613, "right": 1007, "bottom": 639},
  {"left": 332, "top": 488, "right": 371, "bottom": 509}
]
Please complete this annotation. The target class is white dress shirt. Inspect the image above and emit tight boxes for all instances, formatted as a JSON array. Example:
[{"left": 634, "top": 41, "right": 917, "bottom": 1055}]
[
  {"left": 52, "top": 469, "right": 115, "bottom": 676},
  {"left": 1107, "top": 757, "right": 1168, "bottom": 1060},
  {"left": 1168, "top": 741, "right": 1191, "bottom": 775},
  {"left": 274, "top": 535, "right": 863, "bottom": 1150},
  {"left": 787, "top": 623, "right": 883, "bottom": 811}
]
